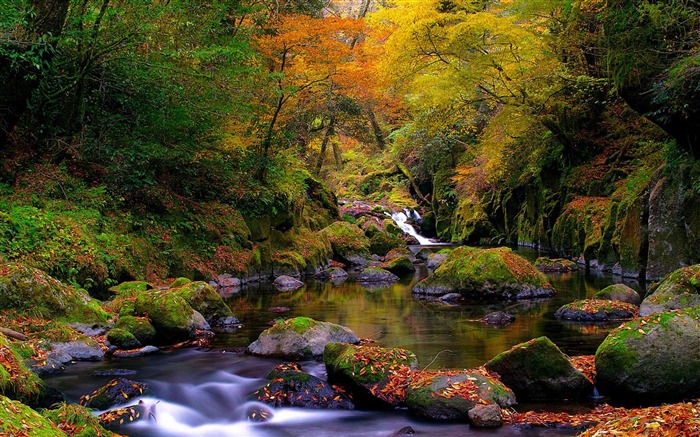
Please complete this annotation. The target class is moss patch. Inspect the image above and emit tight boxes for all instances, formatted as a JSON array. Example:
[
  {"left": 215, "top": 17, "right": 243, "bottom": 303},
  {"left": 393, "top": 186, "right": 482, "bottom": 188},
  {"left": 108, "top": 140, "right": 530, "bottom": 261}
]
[
  {"left": 0, "top": 333, "right": 44, "bottom": 403},
  {"left": 0, "top": 395, "right": 67, "bottom": 437}
]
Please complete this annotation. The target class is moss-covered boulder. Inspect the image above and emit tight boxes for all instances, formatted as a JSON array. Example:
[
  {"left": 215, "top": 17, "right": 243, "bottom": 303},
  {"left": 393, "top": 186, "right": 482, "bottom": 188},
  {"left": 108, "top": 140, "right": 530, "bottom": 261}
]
[
  {"left": 172, "top": 281, "right": 238, "bottom": 325},
  {"left": 369, "top": 231, "right": 406, "bottom": 257},
  {"left": 0, "top": 263, "right": 109, "bottom": 324},
  {"left": 115, "top": 316, "right": 156, "bottom": 345},
  {"left": 108, "top": 280, "right": 153, "bottom": 297},
  {"left": 80, "top": 378, "right": 149, "bottom": 410},
  {"left": 383, "top": 219, "right": 403, "bottom": 237},
  {"left": 0, "top": 333, "right": 44, "bottom": 403},
  {"left": 324, "top": 343, "right": 417, "bottom": 408},
  {"left": 169, "top": 277, "right": 191, "bottom": 288},
  {"left": 247, "top": 317, "right": 359, "bottom": 360},
  {"left": 320, "top": 221, "right": 371, "bottom": 266},
  {"left": 595, "top": 307, "right": 700, "bottom": 402},
  {"left": 426, "top": 252, "right": 448, "bottom": 270},
  {"left": 382, "top": 248, "right": 416, "bottom": 274},
  {"left": 44, "top": 403, "right": 115, "bottom": 437},
  {"left": 534, "top": 257, "right": 579, "bottom": 272},
  {"left": 554, "top": 299, "right": 639, "bottom": 322},
  {"left": 415, "top": 248, "right": 433, "bottom": 261},
  {"left": 405, "top": 368, "right": 516, "bottom": 420},
  {"left": 134, "top": 290, "right": 204, "bottom": 342},
  {"left": 107, "top": 328, "right": 141, "bottom": 349},
  {"left": 639, "top": 265, "right": 700, "bottom": 316},
  {"left": 357, "top": 267, "right": 399, "bottom": 283},
  {"left": 485, "top": 337, "right": 593, "bottom": 401},
  {"left": 594, "top": 284, "right": 642, "bottom": 306},
  {"left": 0, "top": 395, "right": 67, "bottom": 436},
  {"left": 249, "top": 362, "right": 354, "bottom": 409},
  {"left": 412, "top": 247, "right": 555, "bottom": 300}
]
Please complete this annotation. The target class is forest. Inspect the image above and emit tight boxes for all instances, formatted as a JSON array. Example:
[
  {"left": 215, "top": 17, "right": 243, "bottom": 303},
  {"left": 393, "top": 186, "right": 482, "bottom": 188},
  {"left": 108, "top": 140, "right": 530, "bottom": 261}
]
[{"left": 1, "top": 0, "right": 700, "bottom": 435}]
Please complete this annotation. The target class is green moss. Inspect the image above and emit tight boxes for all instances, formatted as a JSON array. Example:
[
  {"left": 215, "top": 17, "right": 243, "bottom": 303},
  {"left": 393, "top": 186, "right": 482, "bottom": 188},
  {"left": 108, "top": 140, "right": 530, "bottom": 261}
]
[
  {"left": 268, "top": 317, "right": 318, "bottom": 335},
  {"left": 170, "top": 277, "right": 191, "bottom": 288},
  {"left": 320, "top": 221, "right": 371, "bottom": 259},
  {"left": 115, "top": 316, "right": 156, "bottom": 344},
  {"left": 369, "top": 232, "right": 405, "bottom": 256},
  {"left": 43, "top": 403, "right": 113, "bottom": 437},
  {"left": 488, "top": 337, "right": 573, "bottom": 380},
  {"left": 324, "top": 342, "right": 417, "bottom": 385},
  {"left": 107, "top": 328, "right": 141, "bottom": 349},
  {"left": 134, "top": 290, "right": 195, "bottom": 340},
  {"left": 0, "top": 395, "right": 67, "bottom": 436},
  {"left": 172, "top": 281, "right": 233, "bottom": 323},
  {"left": 1, "top": 335, "right": 43, "bottom": 403}
]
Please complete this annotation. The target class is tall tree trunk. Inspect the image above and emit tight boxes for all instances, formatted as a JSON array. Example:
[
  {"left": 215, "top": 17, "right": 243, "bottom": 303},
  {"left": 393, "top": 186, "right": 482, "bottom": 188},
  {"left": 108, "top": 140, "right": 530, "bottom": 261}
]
[
  {"left": 0, "top": 0, "right": 71, "bottom": 146},
  {"left": 315, "top": 117, "right": 335, "bottom": 174},
  {"left": 367, "top": 106, "right": 385, "bottom": 150}
]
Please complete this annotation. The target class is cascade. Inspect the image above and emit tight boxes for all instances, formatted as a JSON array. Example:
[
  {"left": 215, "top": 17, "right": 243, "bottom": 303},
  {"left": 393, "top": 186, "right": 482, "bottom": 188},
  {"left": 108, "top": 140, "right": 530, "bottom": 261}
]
[{"left": 390, "top": 209, "right": 433, "bottom": 245}]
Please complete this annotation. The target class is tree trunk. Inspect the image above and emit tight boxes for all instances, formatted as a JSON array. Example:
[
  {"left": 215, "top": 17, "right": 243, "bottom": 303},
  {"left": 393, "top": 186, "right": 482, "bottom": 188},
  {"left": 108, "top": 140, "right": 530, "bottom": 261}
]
[
  {"left": 367, "top": 106, "right": 385, "bottom": 150},
  {"left": 315, "top": 117, "right": 335, "bottom": 174},
  {"left": 0, "top": 0, "right": 71, "bottom": 146}
]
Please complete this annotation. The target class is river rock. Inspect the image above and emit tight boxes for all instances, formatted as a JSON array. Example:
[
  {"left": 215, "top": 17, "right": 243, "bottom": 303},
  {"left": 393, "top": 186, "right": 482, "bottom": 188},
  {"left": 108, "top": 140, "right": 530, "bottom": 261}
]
[
  {"left": 98, "top": 401, "right": 153, "bottom": 431},
  {"left": 51, "top": 339, "right": 104, "bottom": 362},
  {"left": 0, "top": 262, "right": 109, "bottom": 324},
  {"left": 112, "top": 345, "right": 159, "bottom": 358},
  {"left": 246, "top": 404, "right": 273, "bottom": 422},
  {"left": 272, "top": 275, "right": 305, "bottom": 291},
  {"left": 468, "top": 403, "right": 504, "bottom": 428},
  {"left": 485, "top": 336, "right": 593, "bottom": 401},
  {"left": 134, "top": 290, "right": 203, "bottom": 342},
  {"left": 357, "top": 267, "right": 399, "bottom": 283},
  {"left": 413, "top": 247, "right": 555, "bottom": 300},
  {"left": 594, "top": 284, "right": 642, "bottom": 306},
  {"left": 534, "top": 257, "right": 579, "bottom": 272},
  {"left": 249, "top": 362, "right": 354, "bottom": 409},
  {"left": 172, "top": 281, "right": 239, "bottom": 326},
  {"left": 382, "top": 252, "right": 416, "bottom": 274},
  {"left": 426, "top": 252, "right": 448, "bottom": 270},
  {"left": 115, "top": 316, "right": 156, "bottom": 345},
  {"left": 324, "top": 342, "right": 418, "bottom": 408},
  {"left": 480, "top": 311, "right": 515, "bottom": 326},
  {"left": 415, "top": 248, "right": 433, "bottom": 261},
  {"left": 554, "top": 299, "right": 639, "bottom": 322},
  {"left": 404, "top": 368, "right": 515, "bottom": 420},
  {"left": 595, "top": 307, "right": 700, "bottom": 402},
  {"left": 107, "top": 328, "right": 141, "bottom": 349},
  {"left": 320, "top": 221, "right": 371, "bottom": 266},
  {"left": 639, "top": 264, "right": 700, "bottom": 316},
  {"left": 80, "top": 378, "right": 149, "bottom": 410},
  {"left": 315, "top": 267, "right": 348, "bottom": 281},
  {"left": 248, "top": 317, "right": 359, "bottom": 360}
]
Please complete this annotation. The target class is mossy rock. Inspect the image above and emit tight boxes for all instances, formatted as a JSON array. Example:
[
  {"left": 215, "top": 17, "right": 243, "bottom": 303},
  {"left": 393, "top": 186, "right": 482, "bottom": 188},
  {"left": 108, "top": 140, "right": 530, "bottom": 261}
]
[
  {"left": 0, "top": 395, "right": 67, "bottom": 436},
  {"left": 169, "top": 277, "right": 191, "bottom": 288},
  {"left": 80, "top": 378, "right": 149, "bottom": 410},
  {"left": 248, "top": 317, "right": 359, "bottom": 360},
  {"left": 413, "top": 247, "right": 555, "bottom": 300},
  {"left": 382, "top": 256, "right": 415, "bottom": 274},
  {"left": 0, "top": 333, "right": 44, "bottom": 403},
  {"left": 0, "top": 263, "right": 109, "bottom": 324},
  {"left": 171, "top": 281, "right": 236, "bottom": 325},
  {"left": 108, "top": 280, "right": 153, "bottom": 297},
  {"left": 271, "top": 250, "right": 306, "bottom": 277},
  {"left": 405, "top": 369, "right": 516, "bottom": 420},
  {"left": 640, "top": 264, "right": 700, "bottom": 316},
  {"left": 369, "top": 232, "right": 406, "bottom": 257},
  {"left": 134, "top": 291, "right": 201, "bottom": 342},
  {"left": 383, "top": 219, "right": 403, "bottom": 237},
  {"left": 534, "top": 257, "right": 579, "bottom": 272},
  {"left": 324, "top": 342, "right": 418, "bottom": 408},
  {"left": 115, "top": 316, "right": 156, "bottom": 345},
  {"left": 485, "top": 336, "right": 593, "bottom": 401},
  {"left": 554, "top": 299, "right": 639, "bottom": 322},
  {"left": 594, "top": 284, "right": 641, "bottom": 306},
  {"left": 43, "top": 403, "right": 115, "bottom": 437},
  {"left": 357, "top": 267, "right": 399, "bottom": 283},
  {"left": 107, "top": 328, "right": 141, "bottom": 350},
  {"left": 595, "top": 307, "right": 700, "bottom": 402},
  {"left": 249, "top": 362, "right": 354, "bottom": 409},
  {"left": 315, "top": 267, "right": 348, "bottom": 281},
  {"left": 415, "top": 248, "right": 433, "bottom": 260},
  {"left": 320, "top": 221, "right": 371, "bottom": 265}
]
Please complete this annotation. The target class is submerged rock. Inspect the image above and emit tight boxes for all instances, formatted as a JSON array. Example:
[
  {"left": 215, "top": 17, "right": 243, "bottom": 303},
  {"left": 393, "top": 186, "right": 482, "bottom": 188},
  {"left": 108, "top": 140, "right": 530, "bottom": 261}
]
[
  {"left": 249, "top": 362, "right": 354, "bottom": 409},
  {"left": 98, "top": 400, "right": 155, "bottom": 431},
  {"left": 324, "top": 342, "right": 417, "bottom": 408},
  {"left": 404, "top": 368, "right": 515, "bottom": 420},
  {"left": 80, "top": 378, "right": 149, "bottom": 410},
  {"left": 248, "top": 317, "right": 359, "bottom": 360},
  {"left": 594, "top": 284, "right": 642, "bottom": 306},
  {"left": 595, "top": 307, "right": 700, "bottom": 402},
  {"left": 413, "top": 247, "right": 555, "bottom": 300},
  {"left": 555, "top": 299, "right": 639, "bottom": 322},
  {"left": 479, "top": 311, "right": 516, "bottom": 326},
  {"left": 485, "top": 336, "right": 593, "bottom": 401},
  {"left": 639, "top": 264, "right": 700, "bottom": 316}
]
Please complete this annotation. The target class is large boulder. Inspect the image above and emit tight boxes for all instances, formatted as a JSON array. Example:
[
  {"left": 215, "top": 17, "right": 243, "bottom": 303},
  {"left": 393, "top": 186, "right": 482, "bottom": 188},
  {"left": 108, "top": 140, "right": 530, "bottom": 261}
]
[
  {"left": 595, "top": 307, "right": 700, "bottom": 402},
  {"left": 0, "top": 263, "right": 108, "bottom": 324},
  {"left": 134, "top": 290, "right": 206, "bottom": 342},
  {"left": 412, "top": 247, "right": 555, "bottom": 300},
  {"left": 382, "top": 249, "right": 416, "bottom": 274},
  {"left": 248, "top": 317, "right": 359, "bottom": 360},
  {"left": 108, "top": 281, "right": 153, "bottom": 297},
  {"left": 485, "top": 337, "right": 593, "bottom": 401},
  {"left": 639, "top": 265, "right": 700, "bottom": 316},
  {"left": 357, "top": 267, "right": 399, "bottom": 283},
  {"left": 554, "top": 299, "right": 639, "bottom": 322},
  {"left": 405, "top": 368, "right": 515, "bottom": 420},
  {"left": 80, "top": 378, "right": 149, "bottom": 410},
  {"left": 249, "top": 362, "right": 354, "bottom": 409},
  {"left": 320, "top": 221, "right": 371, "bottom": 266},
  {"left": 534, "top": 257, "right": 578, "bottom": 272},
  {"left": 172, "top": 281, "right": 238, "bottom": 325},
  {"left": 114, "top": 316, "right": 156, "bottom": 345},
  {"left": 594, "top": 284, "right": 642, "bottom": 306},
  {"left": 324, "top": 342, "right": 418, "bottom": 408}
]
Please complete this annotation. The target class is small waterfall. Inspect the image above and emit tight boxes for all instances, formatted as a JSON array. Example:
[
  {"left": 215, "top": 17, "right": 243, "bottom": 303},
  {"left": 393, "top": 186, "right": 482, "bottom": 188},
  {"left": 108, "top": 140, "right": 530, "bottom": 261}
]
[{"left": 390, "top": 209, "right": 433, "bottom": 245}]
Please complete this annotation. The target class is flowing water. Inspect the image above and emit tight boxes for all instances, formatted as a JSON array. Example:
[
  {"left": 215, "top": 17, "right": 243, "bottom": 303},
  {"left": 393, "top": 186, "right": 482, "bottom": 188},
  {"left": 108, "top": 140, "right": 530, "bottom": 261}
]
[
  {"left": 45, "top": 248, "right": 641, "bottom": 437},
  {"left": 390, "top": 210, "right": 435, "bottom": 245}
]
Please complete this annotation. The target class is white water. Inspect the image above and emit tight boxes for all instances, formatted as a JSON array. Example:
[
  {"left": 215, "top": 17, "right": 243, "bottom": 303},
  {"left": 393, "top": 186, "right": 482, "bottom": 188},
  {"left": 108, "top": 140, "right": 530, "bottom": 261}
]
[{"left": 390, "top": 209, "right": 433, "bottom": 245}]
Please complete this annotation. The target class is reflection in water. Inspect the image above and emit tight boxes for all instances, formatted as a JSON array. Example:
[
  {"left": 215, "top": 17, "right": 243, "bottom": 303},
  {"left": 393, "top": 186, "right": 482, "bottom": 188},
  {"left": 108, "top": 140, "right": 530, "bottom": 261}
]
[{"left": 45, "top": 248, "right": 636, "bottom": 436}]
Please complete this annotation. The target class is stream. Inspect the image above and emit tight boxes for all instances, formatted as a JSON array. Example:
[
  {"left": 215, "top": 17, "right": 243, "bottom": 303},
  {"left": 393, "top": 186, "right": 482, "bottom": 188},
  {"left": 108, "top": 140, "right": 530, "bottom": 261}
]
[{"left": 44, "top": 248, "right": 641, "bottom": 436}]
